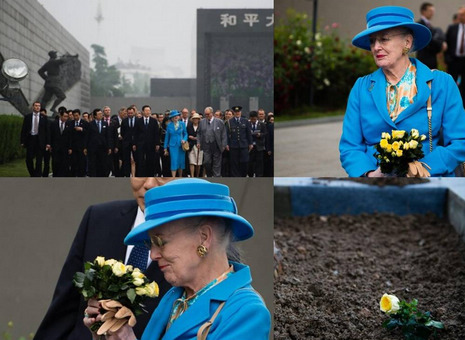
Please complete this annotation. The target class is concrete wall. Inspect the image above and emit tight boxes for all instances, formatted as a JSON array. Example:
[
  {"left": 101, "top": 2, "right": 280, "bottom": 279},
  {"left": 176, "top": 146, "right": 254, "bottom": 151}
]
[
  {"left": 0, "top": 178, "right": 273, "bottom": 337},
  {"left": 90, "top": 96, "right": 197, "bottom": 114},
  {"left": 275, "top": 0, "right": 464, "bottom": 43},
  {"left": 150, "top": 78, "right": 196, "bottom": 98},
  {"left": 0, "top": 0, "right": 90, "bottom": 115}
]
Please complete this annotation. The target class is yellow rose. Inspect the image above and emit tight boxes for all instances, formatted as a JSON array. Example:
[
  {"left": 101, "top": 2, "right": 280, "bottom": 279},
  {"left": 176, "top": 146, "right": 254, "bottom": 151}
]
[
  {"left": 95, "top": 256, "right": 105, "bottom": 267},
  {"left": 409, "top": 140, "right": 418, "bottom": 149},
  {"left": 380, "top": 293, "right": 400, "bottom": 314},
  {"left": 380, "top": 139, "right": 388, "bottom": 149},
  {"left": 136, "top": 286, "right": 147, "bottom": 296},
  {"left": 126, "top": 265, "right": 133, "bottom": 272},
  {"left": 111, "top": 262, "right": 127, "bottom": 277},
  {"left": 381, "top": 132, "right": 391, "bottom": 140},
  {"left": 133, "top": 277, "right": 145, "bottom": 286},
  {"left": 404, "top": 142, "right": 410, "bottom": 150},
  {"left": 105, "top": 259, "right": 117, "bottom": 266},
  {"left": 411, "top": 128, "right": 419, "bottom": 139},
  {"left": 420, "top": 135, "right": 426, "bottom": 141},
  {"left": 145, "top": 282, "right": 159, "bottom": 298},
  {"left": 392, "top": 141, "right": 400, "bottom": 151},
  {"left": 396, "top": 149, "right": 403, "bottom": 157},
  {"left": 392, "top": 130, "right": 406, "bottom": 139},
  {"left": 132, "top": 269, "right": 145, "bottom": 279},
  {"left": 386, "top": 144, "right": 392, "bottom": 153},
  {"left": 391, "top": 152, "right": 396, "bottom": 157}
]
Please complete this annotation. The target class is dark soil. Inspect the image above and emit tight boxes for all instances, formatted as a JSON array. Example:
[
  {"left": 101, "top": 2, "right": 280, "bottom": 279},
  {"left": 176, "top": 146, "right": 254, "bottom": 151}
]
[
  {"left": 317, "top": 178, "right": 430, "bottom": 187},
  {"left": 274, "top": 213, "right": 465, "bottom": 340}
]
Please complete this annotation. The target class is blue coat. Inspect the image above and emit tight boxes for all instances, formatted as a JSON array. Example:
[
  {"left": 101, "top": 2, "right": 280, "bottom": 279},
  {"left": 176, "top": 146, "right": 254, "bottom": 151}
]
[
  {"left": 141, "top": 262, "right": 271, "bottom": 340},
  {"left": 164, "top": 121, "right": 187, "bottom": 149},
  {"left": 340, "top": 58, "right": 465, "bottom": 177}
]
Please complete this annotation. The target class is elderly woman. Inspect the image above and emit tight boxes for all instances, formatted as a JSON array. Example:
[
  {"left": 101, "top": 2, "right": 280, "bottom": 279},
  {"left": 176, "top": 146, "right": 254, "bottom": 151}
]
[
  {"left": 164, "top": 110, "right": 188, "bottom": 177},
  {"left": 187, "top": 112, "right": 204, "bottom": 177},
  {"left": 339, "top": 6, "right": 465, "bottom": 177},
  {"left": 84, "top": 179, "right": 271, "bottom": 340}
]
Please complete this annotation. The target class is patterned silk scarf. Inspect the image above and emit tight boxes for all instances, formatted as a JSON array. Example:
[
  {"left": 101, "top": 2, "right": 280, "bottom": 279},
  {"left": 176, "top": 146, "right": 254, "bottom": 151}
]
[
  {"left": 166, "top": 265, "right": 234, "bottom": 330},
  {"left": 386, "top": 62, "right": 417, "bottom": 122}
]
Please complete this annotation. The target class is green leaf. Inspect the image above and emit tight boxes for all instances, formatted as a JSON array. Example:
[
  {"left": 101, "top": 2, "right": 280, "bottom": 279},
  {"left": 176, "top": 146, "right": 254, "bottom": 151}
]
[
  {"left": 73, "top": 272, "right": 85, "bottom": 288},
  {"left": 127, "top": 288, "right": 136, "bottom": 304},
  {"left": 425, "top": 320, "right": 444, "bottom": 329},
  {"left": 108, "top": 284, "right": 120, "bottom": 292},
  {"left": 85, "top": 268, "right": 96, "bottom": 282}
]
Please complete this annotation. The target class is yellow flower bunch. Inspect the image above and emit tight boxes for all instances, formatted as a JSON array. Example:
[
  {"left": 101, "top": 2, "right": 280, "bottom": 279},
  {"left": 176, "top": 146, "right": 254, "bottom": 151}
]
[
  {"left": 374, "top": 129, "right": 427, "bottom": 176},
  {"left": 73, "top": 256, "right": 159, "bottom": 332}
]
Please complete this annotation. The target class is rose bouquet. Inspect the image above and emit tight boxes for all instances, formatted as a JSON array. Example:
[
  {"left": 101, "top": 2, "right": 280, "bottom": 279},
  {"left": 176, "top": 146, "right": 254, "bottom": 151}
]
[
  {"left": 73, "top": 256, "right": 158, "bottom": 335},
  {"left": 374, "top": 129, "right": 430, "bottom": 177},
  {"left": 380, "top": 293, "right": 444, "bottom": 340}
]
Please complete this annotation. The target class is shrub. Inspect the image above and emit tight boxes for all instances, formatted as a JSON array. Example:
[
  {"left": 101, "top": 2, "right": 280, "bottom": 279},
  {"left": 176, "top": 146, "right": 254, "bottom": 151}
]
[
  {"left": 274, "top": 9, "right": 377, "bottom": 113},
  {"left": 0, "top": 115, "right": 25, "bottom": 164}
]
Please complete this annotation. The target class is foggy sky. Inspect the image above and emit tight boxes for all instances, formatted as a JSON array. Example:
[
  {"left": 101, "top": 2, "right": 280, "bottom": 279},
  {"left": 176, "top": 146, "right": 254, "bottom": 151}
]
[{"left": 37, "top": 0, "right": 272, "bottom": 78}]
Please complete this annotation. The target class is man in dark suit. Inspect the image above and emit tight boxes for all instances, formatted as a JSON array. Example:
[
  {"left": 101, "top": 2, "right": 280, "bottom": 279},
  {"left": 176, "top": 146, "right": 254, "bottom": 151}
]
[
  {"left": 33, "top": 178, "right": 173, "bottom": 340},
  {"left": 134, "top": 105, "right": 160, "bottom": 177},
  {"left": 110, "top": 107, "right": 127, "bottom": 177},
  {"left": 20, "top": 101, "right": 51, "bottom": 177},
  {"left": 87, "top": 108, "right": 112, "bottom": 177},
  {"left": 50, "top": 109, "right": 72, "bottom": 177},
  {"left": 197, "top": 106, "right": 227, "bottom": 177},
  {"left": 264, "top": 116, "right": 274, "bottom": 177},
  {"left": 227, "top": 106, "right": 253, "bottom": 177},
  {"left": 247, "top": 111, "right": 267, "bottom": 177},
  {"left": 40, "top": 108, "right": 52, "bottom": 177},
  {"left": 69, "top": 109, "right": 88, "bottom": 177},
  {"left": 121, "top": 106, "right": 137, "bottom": 177},
  {"left": 416, "top": 2, "right": 444, "bottom": 69},
  {"left": 445, "top": 6, "right": 465, "bottom": 105}
]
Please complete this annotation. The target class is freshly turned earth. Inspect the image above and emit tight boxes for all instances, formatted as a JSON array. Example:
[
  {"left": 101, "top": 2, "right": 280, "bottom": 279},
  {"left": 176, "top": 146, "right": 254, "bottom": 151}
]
[{"left": 274, "top": 213, "right": 465, "bottom": 340}]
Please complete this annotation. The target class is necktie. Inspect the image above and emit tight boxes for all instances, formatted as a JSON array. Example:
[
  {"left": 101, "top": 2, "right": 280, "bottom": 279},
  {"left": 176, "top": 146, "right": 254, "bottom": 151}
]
[
  {"left": 460, "top": 25, "right": 465, "bottom": 55},
  {"left": 33, "top": 114, "right": 39, "bottom": 135},
  {"left": 130, "top": 118, "right": 133, "bottom": 128},
  {"left": 75, "top": 121, "right": 78, "bottom": 127},
  {"left": 127, "top": 245, "right": 148, "bottom": 271},
  {"left": 60, "top": 121, "right": 64, "bottom": 134},
  {"left": 98, "top": 121, "right": 101, "bottom": 133},
  {"left": 252, "top": 123, "right": 256, "bottom": 131}
]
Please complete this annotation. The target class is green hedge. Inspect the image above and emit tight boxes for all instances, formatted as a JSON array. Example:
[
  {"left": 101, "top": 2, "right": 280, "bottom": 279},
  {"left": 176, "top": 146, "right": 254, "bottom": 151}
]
[{"left": 0, "top": 115, "right": 25, "bottom": 164}]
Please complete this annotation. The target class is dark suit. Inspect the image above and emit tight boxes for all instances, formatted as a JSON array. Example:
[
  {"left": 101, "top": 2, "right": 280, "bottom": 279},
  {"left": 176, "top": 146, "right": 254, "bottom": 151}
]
[
  {"left": 445, "top": 23, "right": 465, "bottom": 105},
  {"left": 50, "top": 119, "right": 71, "bottom": 177},
  {"left": 227, "top": 117, "right": 252, "bottom": 177},
  {"left": 264, "top": 122, "right": 274, "bottom": 177},
  {"left": 87, "top": 119, "right": 112, "bottom": 177},
  {"left": 134, "top": 117, "right": 160, "bottom": 177},
  {"left": 33, "top": 200, "right": 171, "bottom": 340},
  {"left": 69, "top": 119, "right": 88, "bottom": 177},
  {"left": 247, "top": 121, "right": 267, "bottom": 177},
  {"left": 20, "top": 112, "right": 50, "bottom": 177},
  {"left": 110, "top": 117, "right": 123, "bottom": 177},
  {"left": 120, "top": 117, "right": 137, "bottom": 177},
  {"left": 416, "top": 18, "right": 444, "bottom": 69}
]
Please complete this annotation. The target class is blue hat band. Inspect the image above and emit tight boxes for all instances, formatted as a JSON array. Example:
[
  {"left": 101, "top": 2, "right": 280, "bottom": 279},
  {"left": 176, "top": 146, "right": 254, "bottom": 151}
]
[
  {"left": 145, "top": 195, "right": 238, "bottom": 221},
  {"left": 368, "top": 15, "right": 412, "bottom": 28}
]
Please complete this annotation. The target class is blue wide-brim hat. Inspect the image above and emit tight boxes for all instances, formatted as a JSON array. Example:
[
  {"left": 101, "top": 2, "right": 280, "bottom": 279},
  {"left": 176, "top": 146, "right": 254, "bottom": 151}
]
[
  {"left": 352, "top": 6, "right": 431, "bottom": 52},
  {"left": 169, "top": 110, "right": 180, "bottom": 118},
  {"left": 124, "top": 179, "right": 254, "bottom": 245}
]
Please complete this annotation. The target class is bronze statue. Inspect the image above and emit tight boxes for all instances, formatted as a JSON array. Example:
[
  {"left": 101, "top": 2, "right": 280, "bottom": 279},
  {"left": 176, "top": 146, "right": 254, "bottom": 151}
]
[{"left": 38, "top": 51, "right": 79, "bottom": 115}]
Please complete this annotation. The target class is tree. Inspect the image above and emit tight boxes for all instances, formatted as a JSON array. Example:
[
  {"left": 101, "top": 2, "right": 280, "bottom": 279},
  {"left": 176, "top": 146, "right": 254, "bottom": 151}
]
[{"left": 90, "top": 44, "right": 124, "bottom": 97}]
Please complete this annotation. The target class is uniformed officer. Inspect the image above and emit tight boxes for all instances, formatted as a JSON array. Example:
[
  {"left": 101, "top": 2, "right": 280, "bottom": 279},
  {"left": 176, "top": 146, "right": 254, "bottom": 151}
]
[{"left": 226, "top": 106, "right": 253, "bottom": 177}]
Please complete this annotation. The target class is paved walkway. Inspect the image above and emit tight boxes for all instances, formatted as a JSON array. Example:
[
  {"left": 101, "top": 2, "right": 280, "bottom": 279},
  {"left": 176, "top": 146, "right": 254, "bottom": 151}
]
[{"left": 275, "top": 119, "right": 347, "bottom": 177}]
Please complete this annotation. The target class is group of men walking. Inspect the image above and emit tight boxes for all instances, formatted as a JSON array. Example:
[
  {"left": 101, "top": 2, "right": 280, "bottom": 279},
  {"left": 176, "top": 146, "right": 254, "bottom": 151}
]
[{"left": 20, "top": 102, "right": 274, "bottom": 177}]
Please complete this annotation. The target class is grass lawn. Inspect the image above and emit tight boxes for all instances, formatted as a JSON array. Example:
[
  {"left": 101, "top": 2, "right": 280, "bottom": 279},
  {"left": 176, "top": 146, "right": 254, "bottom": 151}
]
[
  {"left": 0, "top": 157, "right": 30, "bottom": 177},
  {"left": 277, "top": 106, "right": 345, "bottom": 122}
]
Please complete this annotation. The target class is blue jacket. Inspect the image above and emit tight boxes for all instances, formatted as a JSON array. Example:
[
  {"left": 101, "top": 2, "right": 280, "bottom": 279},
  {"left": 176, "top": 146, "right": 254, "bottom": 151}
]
[
  {"left": 340, "top": 58, "right": 465, "bottom": 177},
  {"left": 141, "top": 262, "right": 271, "bottom": 340},
  {"left": 164, "top": 121, "right": 187, "bottom": 149}
]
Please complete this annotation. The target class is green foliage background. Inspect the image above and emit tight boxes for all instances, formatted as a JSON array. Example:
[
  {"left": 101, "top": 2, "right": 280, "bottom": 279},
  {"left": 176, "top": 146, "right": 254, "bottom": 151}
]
[
  {"left": 0, "top": 115, "right": 25, "bottom": 164},
  {"left": 274, "top": 9, "right": 377, "bottom": 114}
]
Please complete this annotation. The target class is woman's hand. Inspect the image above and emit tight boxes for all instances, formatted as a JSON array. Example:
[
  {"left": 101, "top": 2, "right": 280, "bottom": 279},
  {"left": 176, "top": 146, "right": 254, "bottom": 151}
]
[
  {"left": 366, "top": 167, "right": 385, "bottom": 177},
  {"left": 105, "top": 324, "right": 137, "bottom": 340},
  {"left": 83, "top": 299, "right": 103, "bottom": 340}
]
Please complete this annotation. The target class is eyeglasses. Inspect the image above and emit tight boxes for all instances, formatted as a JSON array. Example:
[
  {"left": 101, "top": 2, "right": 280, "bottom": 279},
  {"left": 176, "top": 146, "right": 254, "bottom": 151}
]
[
  {"left": 144, "top": 220, "right": 205, "bottom": 250},
  {"left": 368, "top": 33, "right": 406, "bottom": 46},
  {"left": 144, "top": 234, "right": 166, "bottom": 249}
]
